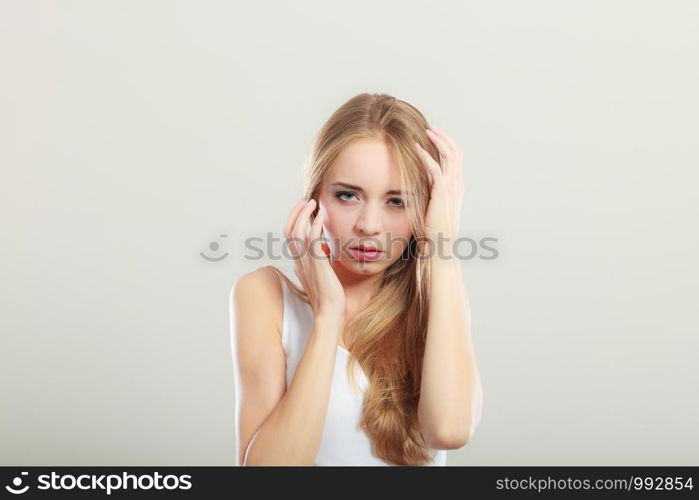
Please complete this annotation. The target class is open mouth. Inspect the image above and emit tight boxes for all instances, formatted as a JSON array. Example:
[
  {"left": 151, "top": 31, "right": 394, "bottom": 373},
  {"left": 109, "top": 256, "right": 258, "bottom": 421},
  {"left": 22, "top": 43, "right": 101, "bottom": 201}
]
[{"left": 349, "top": 246, "right": 383, "bottom": 261}]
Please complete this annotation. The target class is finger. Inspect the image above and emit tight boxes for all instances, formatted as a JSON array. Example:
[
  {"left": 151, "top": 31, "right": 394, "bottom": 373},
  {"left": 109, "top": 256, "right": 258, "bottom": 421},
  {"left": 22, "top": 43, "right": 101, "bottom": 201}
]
[
  {"left": 427, "top": 128, "right": 460, "bottom": 187},
  {"left": 425, "top": 127, "right": 454, "bottom": 163},
  {"left": 427, "top": 159, "right": 447, "bottom": 194},
  {"left": 308, "top": 204, "right": 326, "bottom": 260},
  {"left": 284, "top": 198, "right": 307, "bottom": 259},
  {"left": 292, "top": 198, "right": 316, "bottom": 255},
  {"left": 432, "top": 127, "right": 465, "bottom": 188},
  {"left": 415, "top": 142, "right": 443, "bottom": 178},
  {"left": 422, "top": 134, "right": 448, "bottom": 182},
  {"left": 429, "top": 126, "right": 462, "bottom": 156},
  {"left": 284, "top": 198, "right": 307, "bottom": 238}
]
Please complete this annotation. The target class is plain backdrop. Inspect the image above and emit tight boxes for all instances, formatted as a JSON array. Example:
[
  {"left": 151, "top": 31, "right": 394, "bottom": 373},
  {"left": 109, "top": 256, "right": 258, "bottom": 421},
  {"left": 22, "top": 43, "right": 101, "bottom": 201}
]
[{"left": 1, "top": 0, "right": 697, "bottom": 465}]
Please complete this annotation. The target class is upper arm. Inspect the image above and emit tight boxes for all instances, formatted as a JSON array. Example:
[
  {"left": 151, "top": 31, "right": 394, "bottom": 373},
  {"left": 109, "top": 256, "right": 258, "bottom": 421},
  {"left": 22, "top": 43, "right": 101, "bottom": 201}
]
[{"left": 230, "top": 266, "right": 286, "bottom": 465}]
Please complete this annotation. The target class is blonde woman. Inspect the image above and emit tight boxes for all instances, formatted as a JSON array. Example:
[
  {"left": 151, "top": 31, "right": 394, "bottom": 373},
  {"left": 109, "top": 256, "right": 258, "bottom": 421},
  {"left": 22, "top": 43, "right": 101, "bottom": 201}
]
[{"left": 230, "top": 93, "right": 483, "bottom": 466}]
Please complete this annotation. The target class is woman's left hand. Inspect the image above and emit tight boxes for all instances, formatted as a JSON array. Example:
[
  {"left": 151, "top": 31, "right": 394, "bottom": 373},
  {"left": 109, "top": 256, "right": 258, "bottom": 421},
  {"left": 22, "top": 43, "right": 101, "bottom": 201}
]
[{"left": 415, "top": 125, "right": 465, "bottom": 242}]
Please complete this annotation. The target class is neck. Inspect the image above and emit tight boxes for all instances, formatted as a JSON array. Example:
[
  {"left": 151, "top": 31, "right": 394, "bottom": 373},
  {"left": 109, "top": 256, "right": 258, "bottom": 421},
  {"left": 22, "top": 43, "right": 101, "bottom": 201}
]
[{"left": 330, "top": 258, "right": 384, "bottom": 314}]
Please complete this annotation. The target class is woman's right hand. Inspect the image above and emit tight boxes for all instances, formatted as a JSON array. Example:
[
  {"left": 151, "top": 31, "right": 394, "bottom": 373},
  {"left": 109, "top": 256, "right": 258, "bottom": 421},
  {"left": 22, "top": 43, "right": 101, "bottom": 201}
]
[{"left": 284, "top": 198, "right": 346, "bottom": 322}]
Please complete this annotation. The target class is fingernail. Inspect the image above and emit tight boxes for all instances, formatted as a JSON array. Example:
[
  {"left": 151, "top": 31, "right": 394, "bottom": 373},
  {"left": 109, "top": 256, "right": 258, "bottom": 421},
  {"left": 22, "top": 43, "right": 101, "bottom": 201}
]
[{"left": 307, "top": 199, "right": 315, "bottom": 207}]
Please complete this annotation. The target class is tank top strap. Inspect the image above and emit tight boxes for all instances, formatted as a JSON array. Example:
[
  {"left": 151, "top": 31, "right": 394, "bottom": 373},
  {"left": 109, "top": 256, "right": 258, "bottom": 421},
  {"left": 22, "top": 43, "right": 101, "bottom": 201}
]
[{"left": 273, "top": 262, "right": 312, "bottom": 358}]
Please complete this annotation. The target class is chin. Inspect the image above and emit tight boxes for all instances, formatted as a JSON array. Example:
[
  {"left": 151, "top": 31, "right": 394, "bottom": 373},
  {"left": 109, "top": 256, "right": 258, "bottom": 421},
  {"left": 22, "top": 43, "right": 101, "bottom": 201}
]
[{"left": 338, "top": 257, "right": 387, "bottom": 275}]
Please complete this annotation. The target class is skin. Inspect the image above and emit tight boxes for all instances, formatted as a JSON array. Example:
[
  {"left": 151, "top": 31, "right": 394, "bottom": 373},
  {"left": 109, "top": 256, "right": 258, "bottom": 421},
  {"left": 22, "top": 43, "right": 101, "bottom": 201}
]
[
  {"left": 232, "top": 126, "right": 482, "bottom": 465},
  {"left": 413, "top": 126, "right": 482, "bottom": 449},
  {"left": 316, "top": 137, "right": 415, "bottom": 343}
]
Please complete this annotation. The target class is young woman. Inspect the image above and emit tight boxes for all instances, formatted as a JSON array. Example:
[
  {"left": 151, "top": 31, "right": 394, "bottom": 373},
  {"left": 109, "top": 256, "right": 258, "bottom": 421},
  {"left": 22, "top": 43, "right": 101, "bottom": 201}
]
[{"left": 230, "top": 93, "right": 483, "bottom": 466}]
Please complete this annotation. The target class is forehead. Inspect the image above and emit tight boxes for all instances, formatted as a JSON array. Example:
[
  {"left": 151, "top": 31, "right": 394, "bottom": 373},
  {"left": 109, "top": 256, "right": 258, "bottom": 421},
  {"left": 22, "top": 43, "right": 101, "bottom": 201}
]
[{"left": 327, "top": 139, "right": 401, "bottom": 190}]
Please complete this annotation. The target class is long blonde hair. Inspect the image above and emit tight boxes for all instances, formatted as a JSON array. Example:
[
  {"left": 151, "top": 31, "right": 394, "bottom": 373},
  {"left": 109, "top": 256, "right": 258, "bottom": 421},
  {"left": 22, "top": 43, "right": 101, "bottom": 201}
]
[{"left": 270, "top": 92, "right": 441, "bottom": 465}]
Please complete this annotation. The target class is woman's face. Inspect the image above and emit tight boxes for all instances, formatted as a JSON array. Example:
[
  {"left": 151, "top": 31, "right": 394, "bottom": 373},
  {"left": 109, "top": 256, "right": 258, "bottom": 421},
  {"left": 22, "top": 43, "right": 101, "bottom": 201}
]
[{"left": 318, "top": 138, "right": 414, "bottom": 275}]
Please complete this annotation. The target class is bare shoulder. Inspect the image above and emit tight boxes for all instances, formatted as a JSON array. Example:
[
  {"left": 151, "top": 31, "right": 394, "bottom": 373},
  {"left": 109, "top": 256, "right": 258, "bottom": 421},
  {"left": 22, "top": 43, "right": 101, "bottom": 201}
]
[
  {"left": 233, "top": 266, "right": 283, "bottom": 341},
  {"left": 230, "top": 266, "right": 287, "bottom": 466}
]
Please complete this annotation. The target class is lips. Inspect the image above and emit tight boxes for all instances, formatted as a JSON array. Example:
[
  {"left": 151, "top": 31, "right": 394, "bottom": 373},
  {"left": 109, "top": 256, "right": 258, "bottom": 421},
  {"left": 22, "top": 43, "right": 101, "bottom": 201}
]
[
  {"left": 349, "top": 246, "right": 383, "bottom": 261},
  {"left": 351, "top": 245, "right": 381, "bottom": 252}
]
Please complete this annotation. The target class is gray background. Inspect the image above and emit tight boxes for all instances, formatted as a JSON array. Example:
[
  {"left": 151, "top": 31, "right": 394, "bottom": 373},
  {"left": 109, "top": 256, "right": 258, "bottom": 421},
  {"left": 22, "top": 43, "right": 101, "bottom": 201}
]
[{"left": 1, "top": 0, "right": 697, "bottom": 465}]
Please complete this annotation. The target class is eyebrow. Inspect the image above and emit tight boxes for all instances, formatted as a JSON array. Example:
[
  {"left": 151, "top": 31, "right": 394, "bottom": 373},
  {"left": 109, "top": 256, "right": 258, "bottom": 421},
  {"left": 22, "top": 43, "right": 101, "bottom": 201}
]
[{"left": 330, "top": 182, "right": 409, "bottom": 196}]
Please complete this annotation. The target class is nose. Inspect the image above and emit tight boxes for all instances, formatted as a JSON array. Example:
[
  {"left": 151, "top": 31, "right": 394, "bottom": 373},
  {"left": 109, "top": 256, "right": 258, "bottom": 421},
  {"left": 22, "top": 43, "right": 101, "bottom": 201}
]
[{"left": 355, "top": 203, "right": 382, "bottom": 236}]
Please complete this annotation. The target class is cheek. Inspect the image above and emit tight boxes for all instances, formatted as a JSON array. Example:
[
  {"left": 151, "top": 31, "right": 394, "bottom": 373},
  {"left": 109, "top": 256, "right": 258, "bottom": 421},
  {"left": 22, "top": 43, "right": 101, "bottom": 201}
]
[
  {"left": 387, "top": 217, "right": 413, "bottom": 257},
  {"left": 388, "top": 234, "right": 410, "bottom": 257},
  {"left": 321, "top": 208, "right": 355, "bottom": 251},
  {"left": 323, "top": 207, "right": 354, "bottom": 236},
  {"left": 389, "top": 214, "right": 412, "bottom": 238}
]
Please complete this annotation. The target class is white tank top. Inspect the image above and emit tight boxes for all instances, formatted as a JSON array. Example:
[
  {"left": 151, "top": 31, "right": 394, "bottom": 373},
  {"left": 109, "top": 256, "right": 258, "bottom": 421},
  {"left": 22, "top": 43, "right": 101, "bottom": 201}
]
[{"left": 274, "top": 263, "right": 447, "bottom": 466}]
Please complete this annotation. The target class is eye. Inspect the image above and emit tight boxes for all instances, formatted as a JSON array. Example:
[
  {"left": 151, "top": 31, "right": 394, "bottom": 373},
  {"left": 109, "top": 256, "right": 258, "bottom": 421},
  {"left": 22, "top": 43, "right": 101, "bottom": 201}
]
[
  {"left": 335, "top": 190, "right": 357, "bottom": 202},
  {"left": 388, "top": 197, "right": 404, "bottom": 208}
]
